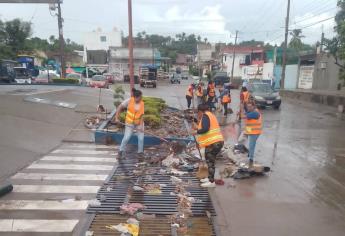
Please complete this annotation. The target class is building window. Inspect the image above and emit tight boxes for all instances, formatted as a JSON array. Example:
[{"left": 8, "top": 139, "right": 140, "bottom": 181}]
[{"left": 100, "top": 36, "right": 107, "bottom": 42}]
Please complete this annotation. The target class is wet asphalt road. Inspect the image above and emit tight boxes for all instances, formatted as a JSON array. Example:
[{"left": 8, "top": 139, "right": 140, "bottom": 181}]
[
  {"left": 1, "top": 80, "right": 345, "bottom": 235},
  {"left": 140, "top": 79, "right": 345, "bottom": 236}
]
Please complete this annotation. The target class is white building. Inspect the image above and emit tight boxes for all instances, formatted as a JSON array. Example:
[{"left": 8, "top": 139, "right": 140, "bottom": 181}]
[{"left": 83, "top": 28, "right": 122, "bottom": 62}]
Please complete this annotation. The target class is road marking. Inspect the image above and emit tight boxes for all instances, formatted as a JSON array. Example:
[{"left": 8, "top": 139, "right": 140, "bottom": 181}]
[
  {"left": 12, "top": 173, "right": 108, "bottom": 181},
  {"left": 42, "top": 156, "right": 117, "bottom": 163},
  {"left": 13, "top": 185, "right": 100, "bottom": 193},
  {"left": 27, "top": 163, "right": 113, "bottom": 171},
  {"left": 0, "top": 200, "right": 88, "bottom": 210},
  {"left": 61, "top": 144, "right": 114, "bottom": 149},
  {"left": 52, "top": 149, "right": 114, "bottom": 155},
  {"left": 0, "top": 219, "right": 79, "bottom": 232}
]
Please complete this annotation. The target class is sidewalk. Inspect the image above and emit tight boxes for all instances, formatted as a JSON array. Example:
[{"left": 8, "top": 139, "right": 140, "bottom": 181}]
[{"left": 280, "top": 89, "right": 345, "bottom": 108}]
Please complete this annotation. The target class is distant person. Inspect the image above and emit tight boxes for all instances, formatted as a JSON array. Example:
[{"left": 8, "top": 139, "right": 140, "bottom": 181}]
[
  {"left": 185, "top": 83, "right": 194, "bottom": 109},
  {"left": 218, "top": 88, "right": 231, "bottom": 116},
  {"left": 115, "top": 88, "right": 145, "bottom": 160},
  {"left": 240, "top": 86, "right": 250, "bottom": 113},
  {"left": 196, "top": 82, "right": 204, "bottom": 105},
  {"left": 193, "top": 104, "right": 224, "bottom": 188},
  {"left": 236, "top": 102, "right": 262, "bottom": 166},
  {"left": 207, "top": 81, "right": 216, "bottom": 111}
]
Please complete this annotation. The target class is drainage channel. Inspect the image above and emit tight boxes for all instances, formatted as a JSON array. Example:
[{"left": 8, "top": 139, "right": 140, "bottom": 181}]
[{"left": 86, "top": 149, "right": 217, "bottom": 235}]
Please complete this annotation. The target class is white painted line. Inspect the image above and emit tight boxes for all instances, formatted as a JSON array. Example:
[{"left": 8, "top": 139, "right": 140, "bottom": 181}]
[
  {"left": 52, "top": 149, "right": 113, "bottom": 155},
  {"left": 0, "top": 200, "right": 88, "bottom": 210},
  {"left": 61, "top": 144, "right": 115, "bottom": 149},
  {"left": 27, "top": 163, "right": 113, "bottom": 171},
  {"left": 0, "top": 219, "right": 79, "bottom": 232},
  {"left": 13, "top": 185, "right": 100, "bottom": 194},
  {"left": 42, "top": 156, "right": 117, "bottom": 163},
  {"left": 12, "top": 173, "right": 108, "bottom": 181}
]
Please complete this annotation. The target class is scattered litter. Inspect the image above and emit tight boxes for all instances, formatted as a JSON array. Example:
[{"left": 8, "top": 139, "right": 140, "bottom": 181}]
[
  {"left": 85, "top": 230, "right": 94, "bottom": 236},
  {"left": 106, "top": 187, "right": 112, "bottom": 192},
  {"left": 120, "top": 203, "right": 146, "bottom": 215},
  {"left": 133, "top": 186, "right": 144, "bottom": 191},
  {"left": 88, "top": 199, "right": 101, "bottom": 207},
  {"left": 100, "top": 194, "right": 107, "bottom": 202},
  {"left": 215, "top": 179, "right": 225, "bottom": 185},
  {"left": 136, "top": 212, "right": 156, "bottom": 220},
  {"left": 170, "top": 176, "right": 183, "bottom": 184},
  {"left": 162, "top": 153, "right": 180, "bottom": 167}
]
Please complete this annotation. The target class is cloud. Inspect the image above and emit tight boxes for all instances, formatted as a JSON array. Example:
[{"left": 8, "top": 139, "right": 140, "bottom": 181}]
[{"left": 136, "top": 4, "right": 231, "bottom": 42}]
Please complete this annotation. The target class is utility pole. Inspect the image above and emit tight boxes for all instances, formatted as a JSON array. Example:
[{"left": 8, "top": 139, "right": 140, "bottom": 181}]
[
  {"left": 281, "top": 0, "right": 291, "bottom": 89},
  {"left": 57, "top": 0, "right": 65, "bottom": 78},
  {"left": 320, "top": 25, "right": 325, "bottom": 53},
  {"left": 230, "top": 30, "right": 239, "bottom": 83},
  {"left": 127, "top": 0, "right": 134, "bottom": 91}
]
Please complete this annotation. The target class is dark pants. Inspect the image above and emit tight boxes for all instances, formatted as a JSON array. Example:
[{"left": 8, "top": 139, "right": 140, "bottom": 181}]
[
  {"left": 207, "top": 96, "right": 216, "bottom": 110},
  {"left": 223, "top": 103, "right": 228, "bottom": 116},
  {"left": 205, "top": 141, "right": 224, "bottom": 183},
  {"left": 186, "top": 95, "right": 192, "bottom": 108}
]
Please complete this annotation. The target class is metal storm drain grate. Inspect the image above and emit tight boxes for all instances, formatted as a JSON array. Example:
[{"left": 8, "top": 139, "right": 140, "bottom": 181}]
[
  {"left": 89, "top": 214, "right": 215, "bottom": 236},
  {"left": 87, "top": 149, "right": 217, "bottom": 235},
  {"left": 129, "top": 170, "right": 215, "bottom": 216}
]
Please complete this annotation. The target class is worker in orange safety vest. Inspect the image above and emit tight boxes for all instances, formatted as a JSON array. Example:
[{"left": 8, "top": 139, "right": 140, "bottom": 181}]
[
  {"left": 185, "top": 83, "right": 194, "bottom": 109},
  {"left": 236, "top": 102, "right": 262, "bottom": 165},
  {"left": 193, "top": 104, "right": 224, "bottom": 188},
  {"left": 115, "top": 88, "right": 145, "bottom": 159}
]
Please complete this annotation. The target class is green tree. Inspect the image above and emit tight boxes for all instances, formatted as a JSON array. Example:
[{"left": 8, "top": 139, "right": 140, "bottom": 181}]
[
  {"left": 324, "top": 0, "right": 345, "bottom": 82},
  {"left": 0, "top": 19, "right": 31, "bottom": 59},
  {"left": 289, "top": 29, "right": 304, "bottom": 51}
]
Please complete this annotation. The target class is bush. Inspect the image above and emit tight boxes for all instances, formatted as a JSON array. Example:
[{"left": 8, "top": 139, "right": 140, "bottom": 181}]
[
  {"left": 143, "top": 114, "right": 161, "bottom": 128},
  {"left": 52, "top": 78, "right": 79, "bottom": 84},
  {"left": 143, "top": 96, "right": 167, "bottom": 111},
  {"left": 144, "top": 107, "right": 159, "bottom": 116},
  {"left": 113, "top": 85, "right": 125, "bottom": 107}
]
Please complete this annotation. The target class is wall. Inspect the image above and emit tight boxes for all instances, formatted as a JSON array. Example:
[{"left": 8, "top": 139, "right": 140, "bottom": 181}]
[
  {"left": 284, "top": 64, "right": 299, "bottom": 89},
  {"left": 223, "top": 53, "right": 246, "bottom": 77},
  {"left": 84, "top": 30, "right": 122, "bottom": 51},
  {"left": 313, "top": 53, "right": 341, "bottom": 91},
  {"left": 273, "top": 65, "right": 282, "bottom": 89},
  {"left": 262, "top": 62, "right": 274, "bottom": 80}
]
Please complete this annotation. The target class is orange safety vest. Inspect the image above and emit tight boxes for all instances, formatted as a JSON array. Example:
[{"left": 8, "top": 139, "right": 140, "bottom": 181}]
[
  {"left": 125, "top": 97, "right": 145, "bottom": 125},
  {"left": 243, "top": 91, "right": 250, "bottom": 103},
  {"left": 222, "top": 94, "right": 231, "bottom": 104},
  {"left": 208, "top": 86, "right": 215, "bottom": 97},
  {"left": 196, "top": 87, "right": 203, "bottom": 97},
  {"left": 186, "top": 85, "right": 193, "bottom": 97},
  {"left": 245, "top": 109, "right": 262, "bottom": 135},
  {"left": 197, "top": 111, "right": 224, "bottom": 148}
]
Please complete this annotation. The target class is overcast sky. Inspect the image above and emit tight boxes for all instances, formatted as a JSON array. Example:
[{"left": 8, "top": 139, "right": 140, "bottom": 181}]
[{"left": 0, "top": 0, "right": 338, "bottom": 45}]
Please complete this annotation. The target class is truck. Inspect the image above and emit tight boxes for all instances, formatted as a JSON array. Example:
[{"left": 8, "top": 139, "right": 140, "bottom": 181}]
[
  {"left": 139, "top": 65, "right": 157, "bottom": 88},
  {"left": 0, "top": 60, "right": 17, "bottom": 83}
]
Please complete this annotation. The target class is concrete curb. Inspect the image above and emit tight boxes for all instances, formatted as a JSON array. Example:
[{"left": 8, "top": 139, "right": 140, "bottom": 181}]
[{"left": 280, "top": 90, "right": 345, "bottom": 108}]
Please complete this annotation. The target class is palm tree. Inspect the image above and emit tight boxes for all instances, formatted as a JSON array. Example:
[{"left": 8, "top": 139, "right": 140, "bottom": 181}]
[{"left": 289, "top": 29, "right": 304, "bottom": 51}]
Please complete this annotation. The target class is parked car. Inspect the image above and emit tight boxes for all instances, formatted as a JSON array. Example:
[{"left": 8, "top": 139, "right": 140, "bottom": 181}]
[
  {"left": 170, "top": 73, "right": 181, "bottom": 84},
  {"left": 32, "top": 73, "right": 59, "bottom": 84},
  {"left": 0, "top": 59, "right": 16, "bottom": 83},
  {"left": 66, "top": 73, "right": 84, "bottom": 85},
  {"left": 14, "top": 67, "right": 31, "bottom": 84},
  {"left": 124, "top": 75, "right": 139, "bottom": 84},
  {"left": 181, "top": 71, "right": 189, "bottom": 80},
  {"left": 247, "top": 82, "right": 281, "bottom": 109},
  {"left": 213, "top": 72, "right": 230, "bottom": 87},
  {"left": 103, "top": 73, "right": 115, "bottom": 84},
  {"left": 89, "top": 75, "right": 109, "bottom": 88}
]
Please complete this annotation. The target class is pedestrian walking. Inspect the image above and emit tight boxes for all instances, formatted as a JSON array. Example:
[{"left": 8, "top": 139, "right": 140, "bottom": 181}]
[
  {"left": 236, "top": 102, "right": 262, "bottom": 165},
  {"left": 196, "top": 82, "right": 204, "bottom": 105},
  {"left": 207, "top": 81, "right": 216, "bottom": 111},
  {"left": 218, "top": 88, "right": 231, "bottom": 116},
  {"left": 193, "top": 104, "right": 224, "bottom": 188},
  {"left": 186, "top": 83, "right": 194, "bottom": 109},
  {"left": 115, "top": 88, "right": 145, "bottom": 159}
]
